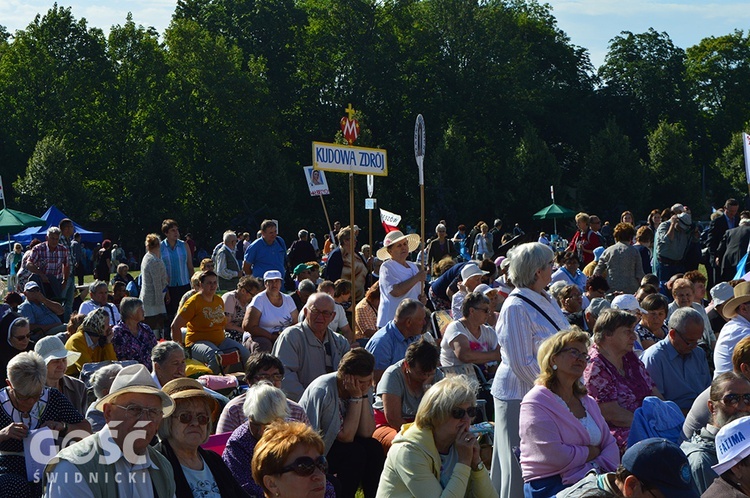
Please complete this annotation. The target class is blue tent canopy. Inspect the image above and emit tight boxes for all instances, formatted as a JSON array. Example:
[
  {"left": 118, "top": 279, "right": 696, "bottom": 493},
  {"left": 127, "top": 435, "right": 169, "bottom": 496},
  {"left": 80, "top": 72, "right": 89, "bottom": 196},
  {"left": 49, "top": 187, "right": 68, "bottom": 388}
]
[{"left": 12, "top": 206, "right": 103, "bottom": 245}]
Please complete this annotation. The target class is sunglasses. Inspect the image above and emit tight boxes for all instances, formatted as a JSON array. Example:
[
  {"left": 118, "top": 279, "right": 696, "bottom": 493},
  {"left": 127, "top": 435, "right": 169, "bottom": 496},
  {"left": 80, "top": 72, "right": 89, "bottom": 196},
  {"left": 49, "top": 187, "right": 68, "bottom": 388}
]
[
  {"left": 176, "top": 412, "right": 210, "bottom": 425},
  {"left": 451, "top": 406, "right": 478, "bottom": 419},
  {"left": 279, "top": 456, "right": 328, "bottom": 476},
  {"left": 12, "top": 334, "right": 31, "bottom": 341},
  {"left": 721, "top": 393, "right": 750, "bottom": 407}
]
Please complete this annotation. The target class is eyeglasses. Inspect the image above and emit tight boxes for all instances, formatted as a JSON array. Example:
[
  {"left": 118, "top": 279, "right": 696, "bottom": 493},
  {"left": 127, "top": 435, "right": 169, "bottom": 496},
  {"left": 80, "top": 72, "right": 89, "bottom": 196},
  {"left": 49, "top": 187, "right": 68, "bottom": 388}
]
[
  {"left": 559, "top": 347, "right": 590, "bottom": 362},
  {"left": 112, "top": 404, "right": 163, "bottom": 420},
  {"left": 12, "top": 334, "right": 31, "bottom": 341},
  {"left": 720, "top": 393, "right": 750, "bottom": 407},
  {"left": 308, "top": 307, "right": 334, "bottom": 319},
  {"left": 176, "top": 412, "right": 210, "bottom": 425},
  {"left": 471, "top": 307, "right": 490, "bottom": 314},
  {"left": 451, "top": 406, "right": 478, "bottom": 419},
  {"left": 279, "top": 456, "right": 328, "bottom": 476},
  {"left": 254, "top": 373, "right": 284, "bottom": 382},
  {"left": 675, "top": 330, "right": 700, "bottom": 348}
]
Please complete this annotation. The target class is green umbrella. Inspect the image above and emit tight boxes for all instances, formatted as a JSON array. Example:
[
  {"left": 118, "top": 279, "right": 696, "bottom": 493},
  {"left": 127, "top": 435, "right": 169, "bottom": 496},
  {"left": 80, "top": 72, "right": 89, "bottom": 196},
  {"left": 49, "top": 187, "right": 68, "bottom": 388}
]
[
  {"left": 0, "top": 208, "right": 45, "bottom": 237},
  {"left": 532, "top": 203, "right": 576, "bottom": 235},
  {"left": 532, "top": 203, "right": 577, "bottom": 220}
]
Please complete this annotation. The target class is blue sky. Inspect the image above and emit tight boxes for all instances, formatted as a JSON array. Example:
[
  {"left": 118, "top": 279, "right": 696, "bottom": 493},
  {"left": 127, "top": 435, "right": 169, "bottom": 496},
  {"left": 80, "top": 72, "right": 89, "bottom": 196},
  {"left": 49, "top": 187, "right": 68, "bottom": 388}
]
[{"left": 2, "top": 1, "right": 750, "bottom": 69}]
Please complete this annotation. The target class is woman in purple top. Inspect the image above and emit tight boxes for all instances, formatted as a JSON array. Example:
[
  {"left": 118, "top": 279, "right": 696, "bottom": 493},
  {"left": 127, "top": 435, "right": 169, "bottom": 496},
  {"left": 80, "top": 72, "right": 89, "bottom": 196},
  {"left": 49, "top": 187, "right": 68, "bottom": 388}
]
[
  {"left": 583, "top": 309, "right": 663, "bottom": 454},
  {"left": 223, "top": 383, "right": 336, "bottom": 498},
  {"left": 111, "top": 297, "right": 158, "bottom": 369}
]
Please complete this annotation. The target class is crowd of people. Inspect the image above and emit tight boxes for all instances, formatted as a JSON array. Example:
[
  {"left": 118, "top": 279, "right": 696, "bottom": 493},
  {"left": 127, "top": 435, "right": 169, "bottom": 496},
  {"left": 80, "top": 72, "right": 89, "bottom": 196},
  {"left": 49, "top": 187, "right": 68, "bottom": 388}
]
[{"left": 1, "top": 202, "right": 750, "bottom": 497}]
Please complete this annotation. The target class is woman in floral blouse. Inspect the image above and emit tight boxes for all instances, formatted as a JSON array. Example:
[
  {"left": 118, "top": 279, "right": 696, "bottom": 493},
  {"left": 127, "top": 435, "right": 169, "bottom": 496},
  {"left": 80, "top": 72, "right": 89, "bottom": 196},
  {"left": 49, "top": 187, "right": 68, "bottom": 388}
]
[
  {"left": 583, "top": 309, "right": 663, "bottom": 454},
  {"left": 112, "top": 297, "right": 158, "bottom": 369}
]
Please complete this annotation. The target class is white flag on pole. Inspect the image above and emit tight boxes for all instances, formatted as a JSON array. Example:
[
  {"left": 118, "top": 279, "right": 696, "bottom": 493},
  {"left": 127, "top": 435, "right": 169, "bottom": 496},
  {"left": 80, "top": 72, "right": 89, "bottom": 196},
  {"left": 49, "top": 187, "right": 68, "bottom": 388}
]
[
  {"left": 743, "top": 133, "right": 750, "bottom": 186},
  {"left": 379, "top": 208, "right": 401, "bottom": 233}
]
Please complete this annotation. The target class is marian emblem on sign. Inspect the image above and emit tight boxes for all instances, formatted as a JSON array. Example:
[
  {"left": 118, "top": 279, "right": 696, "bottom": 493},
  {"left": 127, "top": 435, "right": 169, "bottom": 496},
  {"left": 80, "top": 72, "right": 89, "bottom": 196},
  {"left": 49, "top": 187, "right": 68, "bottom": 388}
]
[{"left": 340, "top": 103, "right": 360, "bottom": 145}]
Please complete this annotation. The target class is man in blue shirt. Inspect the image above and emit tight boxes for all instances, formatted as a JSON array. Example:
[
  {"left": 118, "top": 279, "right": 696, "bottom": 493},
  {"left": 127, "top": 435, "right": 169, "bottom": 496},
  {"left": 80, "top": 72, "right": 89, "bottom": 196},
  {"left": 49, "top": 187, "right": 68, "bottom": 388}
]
[
  {"left": 18, "top": 281, "right": 68, "bottom": 341},
  {"left": 366, "top": 299, "right": 425, "bottom": 384},
  {"left": 243, "top": 220, "right": 287, "bottom": 285},
  {"left": 642, "top": 307, "right": 711, "bottom": 411}
]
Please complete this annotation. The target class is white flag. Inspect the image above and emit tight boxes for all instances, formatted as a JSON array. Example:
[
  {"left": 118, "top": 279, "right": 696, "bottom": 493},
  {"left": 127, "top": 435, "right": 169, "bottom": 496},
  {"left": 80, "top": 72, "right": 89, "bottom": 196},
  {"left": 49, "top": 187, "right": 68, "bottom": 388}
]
[
  {"left": 379, "top": 208, "right": 401, "bottom": 233},
  {"left": 743, "top": 133, "right": 750, "bottom": 186},
  {"left": 0, "top": 175, "right": 4, "bottom": 201}
]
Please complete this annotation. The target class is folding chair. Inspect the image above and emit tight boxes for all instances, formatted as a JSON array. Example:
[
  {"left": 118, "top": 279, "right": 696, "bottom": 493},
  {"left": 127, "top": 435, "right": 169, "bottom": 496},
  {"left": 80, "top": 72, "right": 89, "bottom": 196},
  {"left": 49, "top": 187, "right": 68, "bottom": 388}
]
[
  {"left": 429, "top": 310, "right": 453, "bottom": 342},
  {"left": 213, "top": 348, "right": 246, "bottom": 384}
]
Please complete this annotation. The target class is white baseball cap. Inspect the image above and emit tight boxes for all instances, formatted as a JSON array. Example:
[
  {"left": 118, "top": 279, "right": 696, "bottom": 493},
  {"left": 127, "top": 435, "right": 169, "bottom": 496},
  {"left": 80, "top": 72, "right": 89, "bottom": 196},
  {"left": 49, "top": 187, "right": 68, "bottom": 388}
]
[{"left": 611, "top": 294, "right": 646, "bottom": 314}]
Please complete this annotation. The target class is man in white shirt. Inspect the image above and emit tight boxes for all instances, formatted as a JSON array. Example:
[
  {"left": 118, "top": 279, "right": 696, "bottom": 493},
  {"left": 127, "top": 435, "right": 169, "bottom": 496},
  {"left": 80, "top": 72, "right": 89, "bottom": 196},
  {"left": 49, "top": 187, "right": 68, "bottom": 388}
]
[
  {"left": 714, "top": 281, "right": 750, "bottom": 377},
  {"left": 45, "top": 364, "right": 176, "bottom": 497},
  {"left": 78, "top": 280, "right": 121, "bottom": 325}
]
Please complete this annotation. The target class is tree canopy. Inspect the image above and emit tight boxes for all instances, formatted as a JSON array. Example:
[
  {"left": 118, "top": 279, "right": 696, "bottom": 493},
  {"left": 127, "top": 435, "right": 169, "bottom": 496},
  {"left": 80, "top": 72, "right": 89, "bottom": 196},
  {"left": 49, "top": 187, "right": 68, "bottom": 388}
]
[{"left": 1, "top": 1, "right": 749, "bottom": 246}]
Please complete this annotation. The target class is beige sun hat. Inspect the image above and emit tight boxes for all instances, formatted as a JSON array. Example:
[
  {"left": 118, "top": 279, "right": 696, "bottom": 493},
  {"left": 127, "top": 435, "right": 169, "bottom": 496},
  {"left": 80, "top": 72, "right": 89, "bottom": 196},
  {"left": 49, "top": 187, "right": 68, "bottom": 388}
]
[
  {"left": 376, "top": 230, "right": 421, "bottom": 260},
  {"left": 95, "top": 363, "right": 175, "bottom": 415},
  {"left": 721, "top": 281, "right": 750, "bottom": 320},
  {"left": 161, "top": 377, "right": 219, "bottom": 417}
]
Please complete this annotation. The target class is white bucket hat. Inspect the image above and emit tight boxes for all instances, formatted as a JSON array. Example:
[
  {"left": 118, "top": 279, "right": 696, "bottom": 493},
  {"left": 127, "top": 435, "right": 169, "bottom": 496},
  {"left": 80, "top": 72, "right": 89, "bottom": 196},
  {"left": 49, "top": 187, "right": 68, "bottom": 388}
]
[
  {"left": 461, "top": 263, "right": 488, "bottom": 282},
  {"left": 34, "top": 336, "right": 81, "bottom": 365}
]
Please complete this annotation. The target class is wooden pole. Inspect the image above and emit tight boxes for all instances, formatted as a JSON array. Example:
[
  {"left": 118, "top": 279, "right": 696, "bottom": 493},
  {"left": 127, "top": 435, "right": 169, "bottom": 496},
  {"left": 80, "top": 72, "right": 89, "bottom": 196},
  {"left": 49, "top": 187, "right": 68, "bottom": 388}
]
[
  {"left": 420, "top": 183, "right": 425, "bottom": 270},
  {"left": 349, "top": 172, "right": 356, "bottom": 331},
  {"left": 319, "top": 194, "right": 333, "bottom": 237}
]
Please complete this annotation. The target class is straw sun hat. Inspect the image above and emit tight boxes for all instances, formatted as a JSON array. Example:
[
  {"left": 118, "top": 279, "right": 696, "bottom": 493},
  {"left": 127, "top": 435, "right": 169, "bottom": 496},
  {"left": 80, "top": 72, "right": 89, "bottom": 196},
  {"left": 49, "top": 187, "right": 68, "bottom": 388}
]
[{"left": 376, "top": 230, "right": 421, "bottom": 260}]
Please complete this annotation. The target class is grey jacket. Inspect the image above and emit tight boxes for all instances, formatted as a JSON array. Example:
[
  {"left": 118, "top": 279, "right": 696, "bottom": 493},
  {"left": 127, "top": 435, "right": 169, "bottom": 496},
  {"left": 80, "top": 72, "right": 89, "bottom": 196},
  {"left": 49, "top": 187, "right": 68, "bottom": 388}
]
[{"left": 272, "top": 322, "right": 350, "bottom": 402}]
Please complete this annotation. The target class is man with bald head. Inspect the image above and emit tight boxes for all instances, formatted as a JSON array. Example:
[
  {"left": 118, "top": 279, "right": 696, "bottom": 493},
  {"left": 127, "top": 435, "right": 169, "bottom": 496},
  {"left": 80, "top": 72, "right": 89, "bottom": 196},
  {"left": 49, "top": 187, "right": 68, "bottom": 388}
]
[
  {"left": 366, "top": 299, "right": 426, "bottom": 383},
  {"left": 272, "top": 292, "right": 351, "bottom": 401}
]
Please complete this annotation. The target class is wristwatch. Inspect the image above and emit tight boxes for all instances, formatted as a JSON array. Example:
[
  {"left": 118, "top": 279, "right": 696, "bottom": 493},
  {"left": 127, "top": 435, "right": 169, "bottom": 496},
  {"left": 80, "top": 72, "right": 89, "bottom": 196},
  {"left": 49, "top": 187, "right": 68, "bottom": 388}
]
[{"left": 472, "top": 461, "right": 485, "bottom": 472}]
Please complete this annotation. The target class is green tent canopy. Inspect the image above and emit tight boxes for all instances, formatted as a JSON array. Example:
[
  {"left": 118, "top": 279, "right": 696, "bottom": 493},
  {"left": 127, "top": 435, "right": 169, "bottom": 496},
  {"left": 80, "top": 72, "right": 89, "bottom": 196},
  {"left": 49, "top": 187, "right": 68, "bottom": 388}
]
[{"left": 0, "top": 208, "right": 45, "bottom": 237}]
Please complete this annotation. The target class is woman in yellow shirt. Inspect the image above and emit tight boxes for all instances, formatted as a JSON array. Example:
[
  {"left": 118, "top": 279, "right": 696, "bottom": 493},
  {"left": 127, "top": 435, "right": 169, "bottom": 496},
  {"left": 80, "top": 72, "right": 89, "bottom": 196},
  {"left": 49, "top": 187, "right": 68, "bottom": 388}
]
[{"left": 171, "top": 271, "right": 250, "bottom": 373}]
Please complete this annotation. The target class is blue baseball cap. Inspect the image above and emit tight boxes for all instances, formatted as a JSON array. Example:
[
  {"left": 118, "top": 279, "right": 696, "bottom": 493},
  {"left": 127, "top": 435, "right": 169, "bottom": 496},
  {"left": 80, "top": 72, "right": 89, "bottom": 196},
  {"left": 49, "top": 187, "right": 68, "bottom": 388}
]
[{"left": 622, "top": 438, "right": 698, "bottom": 498}]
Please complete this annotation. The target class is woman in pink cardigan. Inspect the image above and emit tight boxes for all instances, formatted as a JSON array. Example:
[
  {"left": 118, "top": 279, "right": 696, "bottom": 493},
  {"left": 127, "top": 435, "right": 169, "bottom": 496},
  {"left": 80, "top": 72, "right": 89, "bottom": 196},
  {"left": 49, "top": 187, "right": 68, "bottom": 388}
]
[{"left": 519, "top": 328, "right": 619, "bottom": 498}]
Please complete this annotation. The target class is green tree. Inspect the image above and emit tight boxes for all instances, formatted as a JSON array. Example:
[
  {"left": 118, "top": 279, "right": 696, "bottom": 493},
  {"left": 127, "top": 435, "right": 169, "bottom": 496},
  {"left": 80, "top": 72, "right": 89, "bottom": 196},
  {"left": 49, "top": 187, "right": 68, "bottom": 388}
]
[
  {"left": 0, "top": 4, "right": 111, "bottom": 215},
  {"left": 714, "top": 130, "right": 750, "bottom": 200},
  {"left": 578, "top": 119, "right": 646, "bottom": 216},
  {"left": 645, "top": 120, "right": 702, "bottom": 209},
  {"left": 14, "top": 135, "right": 86, "bottom": 213},
  {"left": 686, "top": 31, "right": 750, "bottom": 155},
  {"left": 599, "top": 29, "right": 693, "bottom": 153}
]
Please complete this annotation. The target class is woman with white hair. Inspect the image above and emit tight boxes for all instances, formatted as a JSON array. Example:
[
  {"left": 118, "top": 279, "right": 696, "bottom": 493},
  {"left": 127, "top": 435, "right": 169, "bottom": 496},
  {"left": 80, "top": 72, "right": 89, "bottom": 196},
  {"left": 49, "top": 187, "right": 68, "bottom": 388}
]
[
  {"left": 489, "top": 242, "right": 569, "bottom": 498},
  {"left": 376, "top": 375, "right": 496, "bottom": 498},
  {"left": 0, "top": 352, "right": 90, "bottom": 496},
  {"left": 156, "top": 377, "right": 248, "bottom": 497}
]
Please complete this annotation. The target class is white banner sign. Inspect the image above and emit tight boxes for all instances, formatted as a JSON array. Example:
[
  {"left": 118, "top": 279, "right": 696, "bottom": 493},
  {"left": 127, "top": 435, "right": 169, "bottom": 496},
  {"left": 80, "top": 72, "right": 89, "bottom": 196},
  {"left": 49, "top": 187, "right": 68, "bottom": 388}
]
[
  {"left": 312, "top": 142, "right": 388, "bottom": 176},
  {"left": 303, "top": 166, "right": 330, "bottom": 196},
  {"left": 743, "top": 133, "right": 750, "bottom": 186},
  {"left": 380, "top": 208, "right": 402, "bottom": 227}
]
